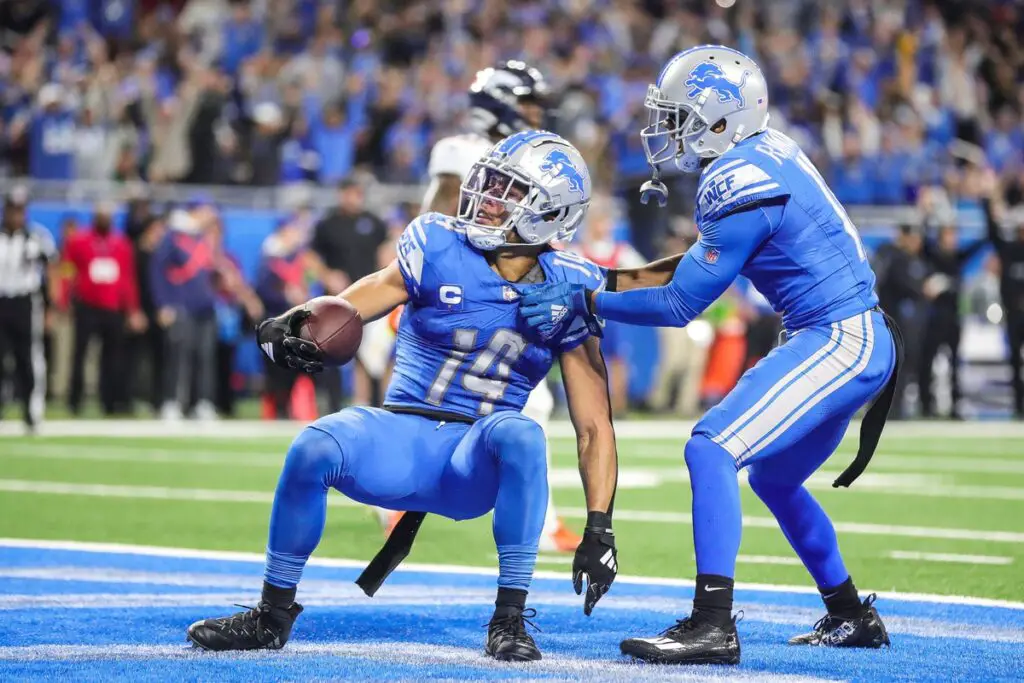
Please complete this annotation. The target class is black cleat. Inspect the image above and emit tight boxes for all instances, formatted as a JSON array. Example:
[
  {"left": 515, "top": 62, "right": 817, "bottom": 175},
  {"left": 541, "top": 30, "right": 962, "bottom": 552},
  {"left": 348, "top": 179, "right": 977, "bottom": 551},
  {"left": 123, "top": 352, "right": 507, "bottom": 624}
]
[
  {"left": 485, "top": 608, "right": 542, "bottom": 662},
  {"left": 789, "top": 594, "right": 890, "bottom": 648},
  {"left": 620, "top": 615, "right": 741, "bottom": 665},
  {"left": 187, "top": 601, "right": 303, "bottom": 651}
]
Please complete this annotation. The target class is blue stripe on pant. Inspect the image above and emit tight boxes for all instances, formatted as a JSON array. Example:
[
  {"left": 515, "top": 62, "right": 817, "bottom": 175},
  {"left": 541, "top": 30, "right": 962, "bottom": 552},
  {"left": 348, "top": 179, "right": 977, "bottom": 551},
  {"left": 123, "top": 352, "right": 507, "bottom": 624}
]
[
  {"left": 685, "top": 310, "right": 895, "bottom": 586},
  {"left": 697, "top": 310, "right": 894, "bottom": 473}
]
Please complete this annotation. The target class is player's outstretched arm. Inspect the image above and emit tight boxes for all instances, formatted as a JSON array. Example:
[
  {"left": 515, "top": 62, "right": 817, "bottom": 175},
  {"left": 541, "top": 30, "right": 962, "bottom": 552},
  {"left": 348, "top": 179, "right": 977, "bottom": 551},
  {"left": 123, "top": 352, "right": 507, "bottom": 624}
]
[
  {"left": 336, "top": 259, "right": 410, "bottom": 323},
  {"left": 256, "top": 261, "right": 409, "bottom": 375},
  {"left": 606, "top": 252, "right": 685, "bottom": 292},
  {"left": 520, "top": 205, "right": 775, "bottom": 337},
  {"left": 560, "top": 336, "right": 618, "bottom": 615}
]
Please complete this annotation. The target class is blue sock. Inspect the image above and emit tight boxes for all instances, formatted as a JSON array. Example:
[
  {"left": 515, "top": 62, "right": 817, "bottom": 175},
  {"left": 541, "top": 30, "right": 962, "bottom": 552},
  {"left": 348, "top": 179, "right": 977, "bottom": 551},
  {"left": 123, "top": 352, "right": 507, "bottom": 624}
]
[
  {"left": 264, "top": 427, "right": 345, "bottom": 588},
  {"left": 685, "top": 435, "right": 742, "bottom": 578},
  {"left": 749, "top": 475, "right": 848, "bottom": 588},
  {"left": 496, "top": 544, "right": 538, "bottom": 591},
  {"left": 489, "top": 415, "right": 548, "bottom": 592}
]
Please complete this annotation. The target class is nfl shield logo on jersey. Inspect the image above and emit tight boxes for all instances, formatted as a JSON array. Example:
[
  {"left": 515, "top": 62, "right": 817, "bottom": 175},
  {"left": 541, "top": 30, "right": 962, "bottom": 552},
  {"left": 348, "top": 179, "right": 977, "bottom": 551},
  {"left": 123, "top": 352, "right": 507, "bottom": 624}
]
[
  {"left": 704, "top": 248, "right": 720, "bottom": 264},
  {"left": 502, "top": 286, "right": 519, "bottom": 302}
]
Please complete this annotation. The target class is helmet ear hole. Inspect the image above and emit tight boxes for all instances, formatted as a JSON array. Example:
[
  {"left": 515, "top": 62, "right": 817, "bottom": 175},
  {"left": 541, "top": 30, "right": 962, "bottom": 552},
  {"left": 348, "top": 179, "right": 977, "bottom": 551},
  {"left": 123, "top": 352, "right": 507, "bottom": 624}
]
[
  {"left": 542, "top": 207, "right": 566, "bottom": 223},
  {"left": 711, "top": 118, "right": 727, "bottom": 134}
]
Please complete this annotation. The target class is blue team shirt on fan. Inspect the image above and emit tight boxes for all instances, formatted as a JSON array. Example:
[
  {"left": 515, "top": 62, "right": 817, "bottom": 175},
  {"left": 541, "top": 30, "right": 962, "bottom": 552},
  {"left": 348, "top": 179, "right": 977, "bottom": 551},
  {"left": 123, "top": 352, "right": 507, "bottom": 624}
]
[
  {"left": 690, "top": 128, "right": 878, "bottom": 330},
  {"left": 388, "top": 213, "right": 604, "bottom": 420},
  {"left": 29, "top": 111, "right": 76, "bottom": 180}
]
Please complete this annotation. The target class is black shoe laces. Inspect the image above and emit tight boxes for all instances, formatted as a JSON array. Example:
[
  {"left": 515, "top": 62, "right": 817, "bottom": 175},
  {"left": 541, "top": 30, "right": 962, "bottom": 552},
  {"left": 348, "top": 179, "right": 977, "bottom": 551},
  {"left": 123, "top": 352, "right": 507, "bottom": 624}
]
[
  {"left": 813, "top": 594, "right": 876, "bottom": 634},
  {"left": 664, "top": 610, "right": 742, "bottom": 638},
  {"left": 663, "top": 616, "right": 698, "bottom": 638},
  {"left": 221, "top": 604, "right": 264, "bottom": 637},
  {"left": 487, "top": 608, "right": 541, "bottom": 637}
]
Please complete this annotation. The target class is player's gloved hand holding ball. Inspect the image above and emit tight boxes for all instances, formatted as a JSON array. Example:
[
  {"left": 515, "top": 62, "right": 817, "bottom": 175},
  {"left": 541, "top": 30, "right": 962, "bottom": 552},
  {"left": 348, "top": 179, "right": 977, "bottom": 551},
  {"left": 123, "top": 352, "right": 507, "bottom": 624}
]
[
  {"left": 572, "top": 511, "right": 617, "bottom": 616},
  {"left": 257, "top": 309, "right": 325, "bottom": 374},
  {"left": 257, "top": 297, "right": 364, "bottom": 375},
  {"left": 519, "top": 282, "right": 602, "bottom": 343}
]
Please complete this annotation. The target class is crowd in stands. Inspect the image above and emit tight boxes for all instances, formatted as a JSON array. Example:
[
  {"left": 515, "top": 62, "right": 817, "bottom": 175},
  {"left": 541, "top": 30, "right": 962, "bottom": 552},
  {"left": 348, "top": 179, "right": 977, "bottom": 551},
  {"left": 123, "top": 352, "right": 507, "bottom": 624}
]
[{"left": 2, "top": 0, "right": 1022, "bottom": 208}]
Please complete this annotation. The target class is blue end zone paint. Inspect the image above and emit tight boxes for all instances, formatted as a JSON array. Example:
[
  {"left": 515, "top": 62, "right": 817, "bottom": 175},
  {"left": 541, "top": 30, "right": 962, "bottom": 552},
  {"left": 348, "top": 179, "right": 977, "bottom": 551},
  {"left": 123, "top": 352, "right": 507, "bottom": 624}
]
[{"left": 1, "top": 545, "right": 1022, "bottom": 682}]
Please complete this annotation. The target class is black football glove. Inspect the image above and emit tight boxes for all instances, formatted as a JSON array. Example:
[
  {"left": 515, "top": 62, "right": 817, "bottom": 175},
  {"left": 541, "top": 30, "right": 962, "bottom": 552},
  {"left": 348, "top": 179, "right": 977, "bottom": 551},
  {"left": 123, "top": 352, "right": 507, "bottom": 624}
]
[
  {"left": 256, "top": 309, "right": 324, "bottom": 374},
  {"left": 572, "top": 512, "right": 617, "bottom": 616}
]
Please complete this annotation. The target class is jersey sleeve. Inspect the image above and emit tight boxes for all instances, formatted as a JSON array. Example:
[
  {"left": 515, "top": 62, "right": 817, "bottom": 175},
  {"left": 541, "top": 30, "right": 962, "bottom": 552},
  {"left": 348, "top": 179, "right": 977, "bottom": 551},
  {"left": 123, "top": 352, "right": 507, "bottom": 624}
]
[
  {"left": 542, "top": 250, "right": 607, "bottom": 353},
  {"left": 427, "top": 136, "right": 483, "bottom": 179},
  {"left": 696, "top": 155, "right": 790, "bottom": 223},
  {"left": 593, "top": 203, "right": 779, "bottom": 327},
  {"left": 395, "top": 213, "right": 457, "bottom": 302}
]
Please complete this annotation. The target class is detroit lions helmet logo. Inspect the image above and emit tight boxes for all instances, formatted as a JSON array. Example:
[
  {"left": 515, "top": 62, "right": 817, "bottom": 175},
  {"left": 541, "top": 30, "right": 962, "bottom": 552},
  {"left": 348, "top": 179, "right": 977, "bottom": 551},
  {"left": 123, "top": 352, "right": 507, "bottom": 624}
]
[
  {"left": 685, "top": 62, "right": 750, "bottom": 108},
  {"left": 539, "top": 149, "right": 585, "bottom": 196}
]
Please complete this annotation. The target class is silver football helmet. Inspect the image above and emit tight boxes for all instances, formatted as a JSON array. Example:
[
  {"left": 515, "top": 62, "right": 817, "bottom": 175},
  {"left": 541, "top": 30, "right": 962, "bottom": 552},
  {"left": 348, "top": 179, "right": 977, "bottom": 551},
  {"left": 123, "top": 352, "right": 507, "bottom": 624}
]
[
  {"left": 458, "top": 130, "right": 591, "bottom": 250},
  {"left": 641, "top": 45, "right": 770, "bottom": 199}
]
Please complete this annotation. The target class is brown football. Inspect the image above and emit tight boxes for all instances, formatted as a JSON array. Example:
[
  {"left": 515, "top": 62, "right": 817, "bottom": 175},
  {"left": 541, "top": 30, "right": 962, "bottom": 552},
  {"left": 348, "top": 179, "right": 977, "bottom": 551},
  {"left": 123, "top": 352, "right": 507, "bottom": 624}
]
[{"left": 297, "top": 296, "right": 364, "bottom": 366}]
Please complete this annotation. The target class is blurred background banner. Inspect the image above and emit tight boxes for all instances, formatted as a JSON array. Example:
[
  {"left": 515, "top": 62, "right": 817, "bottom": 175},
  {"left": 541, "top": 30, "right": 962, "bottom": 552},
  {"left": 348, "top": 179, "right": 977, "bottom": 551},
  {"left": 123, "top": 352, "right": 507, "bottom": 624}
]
[{"left": 1, "top": 0, "right": 1022, "bottom": 423}]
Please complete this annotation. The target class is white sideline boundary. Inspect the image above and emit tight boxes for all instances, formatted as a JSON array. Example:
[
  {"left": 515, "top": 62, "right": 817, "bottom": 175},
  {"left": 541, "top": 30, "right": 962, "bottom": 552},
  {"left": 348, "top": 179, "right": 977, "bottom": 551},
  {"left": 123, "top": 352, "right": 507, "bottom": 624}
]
[
  {"left": 5, "top": 419, "right": 1024, "bottom": 439},
  {"left": 2, "top": 538, "right": 1022, "bottom": 611}
]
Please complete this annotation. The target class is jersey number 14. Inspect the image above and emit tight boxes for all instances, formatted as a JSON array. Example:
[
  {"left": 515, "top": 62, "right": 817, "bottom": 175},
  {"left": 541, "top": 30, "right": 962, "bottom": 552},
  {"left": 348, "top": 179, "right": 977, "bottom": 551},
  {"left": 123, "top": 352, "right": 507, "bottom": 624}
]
[{"left": 426, "top": 328, "right": 527, "bottom": 415}]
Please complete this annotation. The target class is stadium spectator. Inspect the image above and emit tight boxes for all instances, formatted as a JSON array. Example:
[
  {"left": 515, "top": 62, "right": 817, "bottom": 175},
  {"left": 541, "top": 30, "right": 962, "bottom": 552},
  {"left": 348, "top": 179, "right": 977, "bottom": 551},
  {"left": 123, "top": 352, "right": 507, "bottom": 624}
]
[
  {"left": 64, "top": 202, "right": 145, "bottom": 416},
  {"left": 255, "top": 217, "right": 309, "bottom": 419},
  {"left": 311, "top": 101, "right": 359, "bottom": 185},
  {"left": 646, "top": 220, "right": 710, "bottom": 418},
  {"left": 22, "top": 84, "right": 77, "bottom": 181},
  {"left": 309, "top": 177, "right": 387, "bottom": 293},
  {"left": 248, "top": 102, "right": 289, "bottom": 187},
  {"left": 984, "top": 180, "right": 1024, "bottom": 419},
  {"left": 125, "top": 204, "right": 166, "bottom": 413},
  {"left": 219, "top": 0, "right": 263, "bottom": 77},
  {"left": 185, "top": 68, "right": 235, "bottom": 185},
  {"left": 309, "top": 176, "right": 386, "bottom": 407},
  {"left": 874, "top": 224, "right": 932, "bottom": 419},
  {"left": 150, "top": 200, "right": 219, "bottom": 421},
  {"left": 919, "top": 216, "right": 987, "bottom": 420},
  {"left": 209, "top": 216, "right": 263, "bottom": 417},
  {"left": 48, "top": 214, "right": 81, "bottom": 403}
]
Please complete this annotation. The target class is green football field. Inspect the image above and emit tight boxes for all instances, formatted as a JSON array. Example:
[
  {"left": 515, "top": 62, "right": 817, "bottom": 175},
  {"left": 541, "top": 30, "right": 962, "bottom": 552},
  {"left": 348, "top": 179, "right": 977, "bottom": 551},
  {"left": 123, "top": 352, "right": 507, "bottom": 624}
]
[{"left": 1, "top": 421, "right": 1022, "bottom": 601}]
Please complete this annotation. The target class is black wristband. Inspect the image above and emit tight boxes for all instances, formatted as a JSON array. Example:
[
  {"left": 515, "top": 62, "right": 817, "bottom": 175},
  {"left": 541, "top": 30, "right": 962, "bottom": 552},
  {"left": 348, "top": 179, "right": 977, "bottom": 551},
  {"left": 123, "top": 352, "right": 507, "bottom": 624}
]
[
  {"left": 605, "top": 269, "right": 618, "bottom": 293},
  {"left": 585, "top": 511, "right": 613, "bottom": 532}
]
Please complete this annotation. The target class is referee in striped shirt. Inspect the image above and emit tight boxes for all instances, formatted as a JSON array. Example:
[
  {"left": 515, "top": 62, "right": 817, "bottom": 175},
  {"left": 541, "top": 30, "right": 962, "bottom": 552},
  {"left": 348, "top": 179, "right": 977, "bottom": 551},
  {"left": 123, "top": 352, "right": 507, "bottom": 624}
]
[{"left": 0, "top": 186, "right": 56, "bottom": 431}]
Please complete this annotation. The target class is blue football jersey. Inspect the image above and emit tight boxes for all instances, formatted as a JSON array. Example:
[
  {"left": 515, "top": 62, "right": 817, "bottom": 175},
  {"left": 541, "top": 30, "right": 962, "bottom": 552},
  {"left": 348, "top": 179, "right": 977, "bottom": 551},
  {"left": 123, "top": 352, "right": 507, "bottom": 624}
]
[
  {"left": 694, "top": 128, "right": 878, "bottom": 329},
  {"left": 388, "top": 213, "right": 604, "bottom": 420}
]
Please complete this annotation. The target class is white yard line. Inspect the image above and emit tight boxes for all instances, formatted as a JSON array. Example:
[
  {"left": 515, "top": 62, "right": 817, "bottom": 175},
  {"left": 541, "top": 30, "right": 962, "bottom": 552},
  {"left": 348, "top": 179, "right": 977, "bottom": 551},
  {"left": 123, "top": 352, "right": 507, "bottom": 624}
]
[
  {"left": 8, "top": 442, "right": 1024, "bottom": 499},
  {"left": 887, "top": 551, "right": 1014, "bottom": 566},
  {"left": 5, "top": 419, "right": 1024, "bottom": 440},
  {"left": 4, "top": 478, "right": 1024, "bottom": 544},
  {"left": 736, "top": 555, "right": 804, "bottom": 566},
  {"left": 0, "top": 479, "right": 357, "bottom": 507},
  {"left": 0, "top": 642, "right": 837, "bottom": 682},
  {"left": 3, "top": 538, "right": 1024, "bottom": 612}
]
